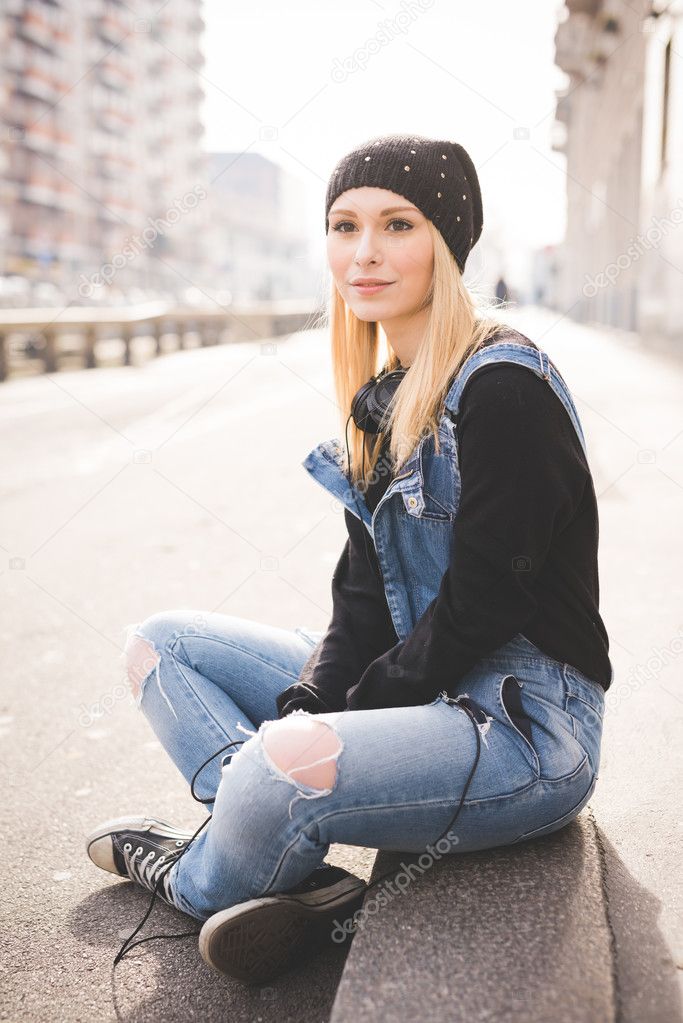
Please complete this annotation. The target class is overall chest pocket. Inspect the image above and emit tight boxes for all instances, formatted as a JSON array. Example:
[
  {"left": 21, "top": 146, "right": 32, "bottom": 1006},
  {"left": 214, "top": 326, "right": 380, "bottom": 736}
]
[{"left": 418, "top": 442, "right": 460, "bottom": 521}]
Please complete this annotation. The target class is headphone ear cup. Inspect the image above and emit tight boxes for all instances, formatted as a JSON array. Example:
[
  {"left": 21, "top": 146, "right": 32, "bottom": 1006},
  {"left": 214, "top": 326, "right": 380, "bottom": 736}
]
[
  {"left": 351, "top": 378, "right": 381, "bottom": 432},
  {"left": 351, "top": 369, "right": 406, "bottom": 434},
  {"left": 372, "top": 370, "right": 406, "bottom": 416}
]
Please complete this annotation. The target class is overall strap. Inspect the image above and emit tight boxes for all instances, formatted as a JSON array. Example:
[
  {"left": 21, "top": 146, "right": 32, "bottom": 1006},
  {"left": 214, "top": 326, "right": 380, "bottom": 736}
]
[{"left": 443, "top": 336, "right": 588, "bottom": 461}]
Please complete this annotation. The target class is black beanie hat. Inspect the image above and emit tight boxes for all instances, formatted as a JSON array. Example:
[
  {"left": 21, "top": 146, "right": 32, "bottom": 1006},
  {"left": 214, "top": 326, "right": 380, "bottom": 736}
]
[{"left": 325, "top": 133, "right": 483, "bottom": 274}]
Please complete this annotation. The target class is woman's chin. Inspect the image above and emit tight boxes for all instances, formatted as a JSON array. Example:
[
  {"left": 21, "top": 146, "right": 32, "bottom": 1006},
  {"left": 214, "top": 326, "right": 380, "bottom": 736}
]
[
  {"left": 349, "top": 309, "right": 378, "bottom": 322},
  {"left": 346, "top": 298, "right": 398, "bottom": 321}
]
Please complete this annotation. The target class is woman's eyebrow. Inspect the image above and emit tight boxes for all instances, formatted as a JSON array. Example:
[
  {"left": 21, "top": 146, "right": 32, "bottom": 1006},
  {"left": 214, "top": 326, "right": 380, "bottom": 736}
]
[{"left": 329, "top": 206, "right": 420, "bottom": 217}]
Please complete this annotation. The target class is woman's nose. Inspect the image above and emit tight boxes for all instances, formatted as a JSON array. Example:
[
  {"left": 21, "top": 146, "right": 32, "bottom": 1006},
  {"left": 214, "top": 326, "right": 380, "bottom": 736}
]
[{"left": 353, "top": 229, "right": 381, "bottom": 263}]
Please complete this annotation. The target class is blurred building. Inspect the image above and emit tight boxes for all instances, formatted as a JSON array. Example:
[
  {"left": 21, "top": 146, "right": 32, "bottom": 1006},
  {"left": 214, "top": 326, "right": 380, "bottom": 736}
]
[
  {"left": 0, "top": 0, "right": 210, "bottom": 303},
  {"left": 552, "top": 0, "right": 648, "bottom": 332},
  {"left": 638, "top": 0, "right": 683, "bottom": 347},
  {"left": 552, "top": 0, "right": 683, "bottom": 349},
  {"left": 530, "top": 244, "right": 562, "bottom": 309},
  {"left": 205, "top": 151, "right": 317, "bottom": 303}
]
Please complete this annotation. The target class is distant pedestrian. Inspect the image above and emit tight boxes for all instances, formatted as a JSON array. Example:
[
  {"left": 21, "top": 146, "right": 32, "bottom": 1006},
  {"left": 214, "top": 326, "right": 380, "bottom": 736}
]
[{"left": 495, "top": 275, "right": 510, "bottom": 303}]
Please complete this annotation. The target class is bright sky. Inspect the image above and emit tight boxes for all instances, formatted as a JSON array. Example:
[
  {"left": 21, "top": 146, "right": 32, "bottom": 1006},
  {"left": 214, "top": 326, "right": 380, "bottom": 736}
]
[{"left": 201, "top": 0, "right": 570, "bottom": 281}]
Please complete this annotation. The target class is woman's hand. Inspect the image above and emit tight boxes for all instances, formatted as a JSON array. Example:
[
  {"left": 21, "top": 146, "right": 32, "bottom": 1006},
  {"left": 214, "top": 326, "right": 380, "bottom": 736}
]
[{"left": 275, "top": 682, "right": 342, "bottom": 719}]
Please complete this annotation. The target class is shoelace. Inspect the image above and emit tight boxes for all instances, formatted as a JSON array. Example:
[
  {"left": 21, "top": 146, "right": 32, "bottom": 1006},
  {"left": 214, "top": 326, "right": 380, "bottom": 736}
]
[
  {"left": 122, "top": 843, "right": 182, "bottom": 905},
  {"left": 113, "top": 698, "right": 482, "bottom": 969},
  {"left": 113, "top": 739, "right": 245, "bottom": 967}
]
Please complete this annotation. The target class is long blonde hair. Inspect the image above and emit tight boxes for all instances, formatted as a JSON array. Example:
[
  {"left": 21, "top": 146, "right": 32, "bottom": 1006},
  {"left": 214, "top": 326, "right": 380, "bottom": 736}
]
[{"left": 329, "top": 219, "right": 512, "bottom": 490}]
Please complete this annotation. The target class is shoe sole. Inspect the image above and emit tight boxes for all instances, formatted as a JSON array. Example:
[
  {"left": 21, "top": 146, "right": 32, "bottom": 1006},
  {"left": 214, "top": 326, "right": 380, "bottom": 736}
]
[
  {"left": 85, "top": 815, "right": 193, "bottom": 874},
  {"left": 198, "top": 876, "right": 367, "bottom": 985}
]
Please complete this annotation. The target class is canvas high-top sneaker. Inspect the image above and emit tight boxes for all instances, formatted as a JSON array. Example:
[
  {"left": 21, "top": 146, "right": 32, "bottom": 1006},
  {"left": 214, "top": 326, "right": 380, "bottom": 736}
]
[
  {"left": 86, "top": 815, "right": 193, "bottom": 910},
  {"left": 198, "top": 863, "right": 368, "bottom": 984}
]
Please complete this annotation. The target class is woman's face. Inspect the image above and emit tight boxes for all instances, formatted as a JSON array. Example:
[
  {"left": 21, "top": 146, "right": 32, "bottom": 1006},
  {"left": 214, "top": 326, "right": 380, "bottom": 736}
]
[{"left": 326, "top": 187, "right": 434, "bottom": 324}]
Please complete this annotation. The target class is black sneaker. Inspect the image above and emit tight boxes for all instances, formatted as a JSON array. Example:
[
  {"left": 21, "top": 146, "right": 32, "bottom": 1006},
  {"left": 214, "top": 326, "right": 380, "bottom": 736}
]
[
  {"left": 85, "top": 815, "right": 193, "bottom": 910},
  {"left": 198, "top": 863, "right": 368, "bottom": 985}
]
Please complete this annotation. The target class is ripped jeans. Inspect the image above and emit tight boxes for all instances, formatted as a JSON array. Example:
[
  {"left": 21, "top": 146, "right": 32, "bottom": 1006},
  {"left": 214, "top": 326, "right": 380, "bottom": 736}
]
[{"left": 123, "top": 610, "right": 605, "bottom": 922}]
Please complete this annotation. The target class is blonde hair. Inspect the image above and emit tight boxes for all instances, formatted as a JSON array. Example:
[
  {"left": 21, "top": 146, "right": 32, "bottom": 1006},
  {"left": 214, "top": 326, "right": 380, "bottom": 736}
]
[{"left": 328, "top": 218, "right": 512, "bottom": 490}]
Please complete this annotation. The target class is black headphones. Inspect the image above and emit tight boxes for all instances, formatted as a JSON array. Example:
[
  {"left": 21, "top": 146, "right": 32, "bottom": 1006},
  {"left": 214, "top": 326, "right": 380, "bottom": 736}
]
[{"left": 349, "top": 366, "right": 407, "bottom": 434}]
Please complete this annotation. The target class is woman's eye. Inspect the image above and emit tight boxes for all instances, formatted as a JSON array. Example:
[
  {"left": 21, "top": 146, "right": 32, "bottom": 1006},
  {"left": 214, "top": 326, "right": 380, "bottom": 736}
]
[{"left": 331, "top": 219, "right": 413, "bottom": 233}]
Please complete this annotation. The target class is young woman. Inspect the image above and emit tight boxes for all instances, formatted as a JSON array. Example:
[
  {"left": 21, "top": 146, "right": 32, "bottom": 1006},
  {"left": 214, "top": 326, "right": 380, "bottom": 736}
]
[{"left": 85, "top": 134, "right": 613, "bottom": 986}]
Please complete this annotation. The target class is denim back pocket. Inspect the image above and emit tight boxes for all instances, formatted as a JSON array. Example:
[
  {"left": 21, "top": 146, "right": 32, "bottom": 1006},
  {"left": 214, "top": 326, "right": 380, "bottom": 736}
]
[
  {"left": 562, "top": 664, "right": 605, "bottom": 777},
  {"left": 500, "top": 666, "right": 589, "bottom": 783},
  {"left": 498, "top": 673, "right": 541, "bottom": 779}
]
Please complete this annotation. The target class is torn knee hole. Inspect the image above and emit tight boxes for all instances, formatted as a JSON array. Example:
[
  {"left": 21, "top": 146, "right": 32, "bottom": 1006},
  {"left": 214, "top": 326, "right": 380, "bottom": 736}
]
[
  {"left": 124, "top": 634, "right": 160, "bottom": 704},
  {"left": 261, "top": 718, "right": 342, "bottom": 792}
]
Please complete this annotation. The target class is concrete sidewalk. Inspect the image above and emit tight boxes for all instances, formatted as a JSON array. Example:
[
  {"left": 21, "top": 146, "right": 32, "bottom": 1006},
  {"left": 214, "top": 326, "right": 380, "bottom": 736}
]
[{"left": 331, "top": 815, "right": 615, "bottom": 1023}]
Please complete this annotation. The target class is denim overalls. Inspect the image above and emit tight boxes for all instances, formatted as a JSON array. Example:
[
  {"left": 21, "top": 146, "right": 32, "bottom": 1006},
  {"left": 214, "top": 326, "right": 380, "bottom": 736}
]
[
  {"left": 129, "top": 339, "right": 610, "bottom": 922},
  {"left": 301, "top": 338, "right": 589, "bottom": 641}
]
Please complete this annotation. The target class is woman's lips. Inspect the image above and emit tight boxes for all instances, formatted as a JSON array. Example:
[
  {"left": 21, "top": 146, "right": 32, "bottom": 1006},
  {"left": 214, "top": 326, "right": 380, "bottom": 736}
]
[{"left": 350, "top": 282, "right": 394, "bottom": 295}]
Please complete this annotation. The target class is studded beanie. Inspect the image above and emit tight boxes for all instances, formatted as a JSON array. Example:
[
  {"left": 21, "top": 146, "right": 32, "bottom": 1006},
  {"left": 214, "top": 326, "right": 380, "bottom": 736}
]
[{"left": 324, "top": 133, "right": 483, "bottom": 274}]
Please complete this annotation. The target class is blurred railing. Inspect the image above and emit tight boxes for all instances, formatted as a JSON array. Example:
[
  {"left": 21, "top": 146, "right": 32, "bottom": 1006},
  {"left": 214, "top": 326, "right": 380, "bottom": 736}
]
[{"left": 0, "top": 299, "right": 323, "bottom": 382}]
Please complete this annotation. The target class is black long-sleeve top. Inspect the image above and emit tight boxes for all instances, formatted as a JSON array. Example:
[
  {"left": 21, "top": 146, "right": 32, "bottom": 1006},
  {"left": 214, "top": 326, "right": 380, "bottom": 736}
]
[{"left": 276, "top": 360, "right": 613, "bottom": 718}]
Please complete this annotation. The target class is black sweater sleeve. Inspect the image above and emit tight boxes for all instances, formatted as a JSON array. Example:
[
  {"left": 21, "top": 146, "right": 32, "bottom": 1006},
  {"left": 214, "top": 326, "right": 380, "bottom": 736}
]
[{"left": 344, "top": 364, "right": 584, "bottom": 710}]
